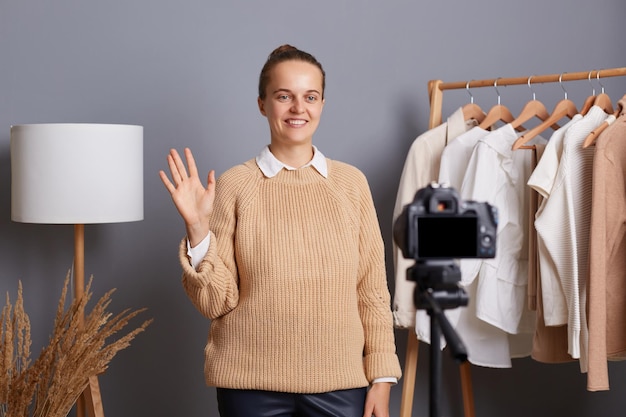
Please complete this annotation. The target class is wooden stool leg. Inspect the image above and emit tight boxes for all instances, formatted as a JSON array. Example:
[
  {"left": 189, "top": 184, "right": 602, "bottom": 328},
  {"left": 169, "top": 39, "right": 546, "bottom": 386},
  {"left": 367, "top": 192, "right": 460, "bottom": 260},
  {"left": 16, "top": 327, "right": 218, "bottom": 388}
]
[
  {"left": 460, "top": 361, "right": 475, "bottom": 417},
  {"left": 399, "top": 330, "right": 419, "bottom": 417}
]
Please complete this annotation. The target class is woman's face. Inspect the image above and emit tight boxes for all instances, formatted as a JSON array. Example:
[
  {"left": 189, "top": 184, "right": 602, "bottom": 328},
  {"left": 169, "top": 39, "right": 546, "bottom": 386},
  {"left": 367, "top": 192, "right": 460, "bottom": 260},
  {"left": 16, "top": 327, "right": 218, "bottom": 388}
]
[{"left": 258, "top": 60, "right": 325, "bottom": 148}]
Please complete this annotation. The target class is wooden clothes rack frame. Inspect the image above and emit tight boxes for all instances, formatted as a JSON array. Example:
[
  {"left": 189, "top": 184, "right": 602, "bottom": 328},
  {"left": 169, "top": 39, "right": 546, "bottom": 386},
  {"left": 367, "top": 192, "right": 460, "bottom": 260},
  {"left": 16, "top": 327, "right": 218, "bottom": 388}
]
[{"left": 399, "top": 66, "right": 626, "bottom": 417}]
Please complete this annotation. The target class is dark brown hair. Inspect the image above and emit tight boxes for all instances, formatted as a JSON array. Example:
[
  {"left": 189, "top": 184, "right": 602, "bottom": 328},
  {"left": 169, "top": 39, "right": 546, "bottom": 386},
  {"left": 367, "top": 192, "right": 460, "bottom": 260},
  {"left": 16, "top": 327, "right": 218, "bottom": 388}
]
[{"left": 258, "top": 44, "right": 326, "bottom": 100}]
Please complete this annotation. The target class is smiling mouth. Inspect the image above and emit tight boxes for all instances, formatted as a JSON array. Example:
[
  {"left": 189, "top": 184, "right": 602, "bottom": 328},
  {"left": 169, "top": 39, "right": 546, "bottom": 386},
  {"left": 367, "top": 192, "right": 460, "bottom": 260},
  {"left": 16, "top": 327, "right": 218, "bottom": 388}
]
[{"left": 287, "top": 119, "right": 307, "bottom": 126}]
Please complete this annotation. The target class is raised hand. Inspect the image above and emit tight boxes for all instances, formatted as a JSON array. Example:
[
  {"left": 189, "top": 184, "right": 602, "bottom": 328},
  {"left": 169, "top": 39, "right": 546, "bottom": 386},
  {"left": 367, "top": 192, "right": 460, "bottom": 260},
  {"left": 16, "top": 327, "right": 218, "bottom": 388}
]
[{"left": 159, "top": 148, "right": 215, "bottom": 246}]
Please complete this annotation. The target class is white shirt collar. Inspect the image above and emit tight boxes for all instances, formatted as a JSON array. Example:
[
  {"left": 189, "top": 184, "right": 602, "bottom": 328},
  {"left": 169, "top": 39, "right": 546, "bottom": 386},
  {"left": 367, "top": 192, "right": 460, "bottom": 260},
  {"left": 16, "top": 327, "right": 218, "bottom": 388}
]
[{"left": 255, "top": 145, "right": 328, "bottom": 178}]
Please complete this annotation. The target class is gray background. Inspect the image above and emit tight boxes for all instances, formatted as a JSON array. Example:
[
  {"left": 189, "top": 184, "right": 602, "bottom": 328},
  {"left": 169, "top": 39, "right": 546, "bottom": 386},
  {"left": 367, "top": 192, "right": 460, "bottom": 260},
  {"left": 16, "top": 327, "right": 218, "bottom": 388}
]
[{"left": 2, "top": 0, "right": 626, "bottom": 416}]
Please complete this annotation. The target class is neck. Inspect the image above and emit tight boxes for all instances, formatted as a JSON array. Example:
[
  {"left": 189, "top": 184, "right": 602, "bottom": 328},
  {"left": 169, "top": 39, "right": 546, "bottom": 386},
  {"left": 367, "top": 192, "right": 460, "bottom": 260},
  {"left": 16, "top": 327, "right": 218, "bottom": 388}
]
[{"left": 268, "top": 143, "right": 314, "bottom": 168}]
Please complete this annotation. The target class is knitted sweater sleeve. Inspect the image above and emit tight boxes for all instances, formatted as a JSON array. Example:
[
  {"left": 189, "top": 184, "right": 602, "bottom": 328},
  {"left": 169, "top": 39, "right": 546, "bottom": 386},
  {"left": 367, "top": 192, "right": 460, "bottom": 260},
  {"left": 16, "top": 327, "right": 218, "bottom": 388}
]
[
  {"left": 178, "top": 165, "right": 250, "bottom": 319},
  {"left": 348, "top": 167, "right": 403, "bottom": 381}
]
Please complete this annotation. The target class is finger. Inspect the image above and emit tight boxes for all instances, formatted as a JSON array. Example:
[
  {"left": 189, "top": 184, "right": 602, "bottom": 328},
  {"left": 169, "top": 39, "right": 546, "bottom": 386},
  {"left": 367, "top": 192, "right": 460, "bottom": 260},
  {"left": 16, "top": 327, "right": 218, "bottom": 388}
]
[
  {"left": 166, "top": 154, "right": 183, "bottom": 184},
  {"left": 184, "top": 148, "right": 200, "bottom": 178},
  {"left": 168, "top": 148, "right": 182, "bottom": 164},
  {"left": 158, "top": 170, "right": 175, "bottom": 193},
  {"left": 206, "top": 169, "right": 216, "bottom": 190},
  {"left": 170, "top": 148, "right": 189, "bottom": 179}
]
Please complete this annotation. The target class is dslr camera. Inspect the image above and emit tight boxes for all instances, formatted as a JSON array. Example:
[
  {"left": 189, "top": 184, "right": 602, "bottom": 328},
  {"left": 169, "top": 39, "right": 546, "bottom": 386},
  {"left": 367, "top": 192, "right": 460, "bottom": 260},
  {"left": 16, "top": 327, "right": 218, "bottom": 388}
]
[
  {"left": 393, "top": 183, "right": 497, "bottom": 295},
  {"left": 394, "top": 183, "right": 498, "bottom": 261}
]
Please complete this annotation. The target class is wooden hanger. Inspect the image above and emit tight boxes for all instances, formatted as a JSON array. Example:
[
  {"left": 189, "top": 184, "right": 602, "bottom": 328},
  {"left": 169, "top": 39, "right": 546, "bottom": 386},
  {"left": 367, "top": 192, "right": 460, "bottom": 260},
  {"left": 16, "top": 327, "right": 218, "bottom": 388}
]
[
  {"left": 512, "top": 74, "right": 578, "bottom": 150},
  {"left": 581, "top": 116, "right": 614, "bottom": 148},
  {"left": 593, "top": 92, "right": 614, "bottom": 114},
  {"left": 479, "top": 78, "right": 525, "bottom": 131},
  {"left": 580, "top": 71, "right": 618, "bottom": 148},
  {"left": 510, "top": 100, "right": 546, "bottom": 130},
  {"left": 479, "top": 104, "right": 519, "bottom": 130},
  {"left": 510, "top": 76, "right": 558, "bottom": 131},
  {"left": 580, "top": 71, "right": 597, "bottom": 115},
  {"left": 580, "top": 95, "right": 596, "bottom": 116},
  {"left": 581, "top": 70, "right": 614, "bottom": 115},
  {"left": 463, "top": 103, "right": 485, "bottom": 123},
  {"left": 462, "top": 81, "right": 486, "bottom": 123},
  {"left": 512, "top": 99, "right": 578, "bottom": 150},
  {"left": 582, "top": 103, "right": 622, "bottom": 148},
  {"left": 594, "top": 71, "right": 614, "bottom": 113}
]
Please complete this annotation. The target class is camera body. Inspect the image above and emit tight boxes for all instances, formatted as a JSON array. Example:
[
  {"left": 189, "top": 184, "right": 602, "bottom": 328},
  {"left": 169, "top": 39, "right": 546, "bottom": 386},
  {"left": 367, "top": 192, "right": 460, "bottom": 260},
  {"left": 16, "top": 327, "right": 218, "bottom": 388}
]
[{"left": 393, "top": 183, "right": 498, "bottom": 261}]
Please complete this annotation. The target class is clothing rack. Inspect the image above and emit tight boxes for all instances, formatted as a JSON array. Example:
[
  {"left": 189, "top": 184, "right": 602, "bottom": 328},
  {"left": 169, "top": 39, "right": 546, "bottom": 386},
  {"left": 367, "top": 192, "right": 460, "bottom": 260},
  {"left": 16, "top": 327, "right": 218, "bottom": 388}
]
[{"left": 399, "top": 66, "right": 626, "bottom": 417}]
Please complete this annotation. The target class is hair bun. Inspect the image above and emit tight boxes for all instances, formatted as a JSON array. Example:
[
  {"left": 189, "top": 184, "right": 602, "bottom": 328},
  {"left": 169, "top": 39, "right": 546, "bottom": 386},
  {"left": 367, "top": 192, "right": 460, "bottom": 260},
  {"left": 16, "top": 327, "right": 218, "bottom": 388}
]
[{"left": 269, "top": 44, "right": 298, "bottom": 58}]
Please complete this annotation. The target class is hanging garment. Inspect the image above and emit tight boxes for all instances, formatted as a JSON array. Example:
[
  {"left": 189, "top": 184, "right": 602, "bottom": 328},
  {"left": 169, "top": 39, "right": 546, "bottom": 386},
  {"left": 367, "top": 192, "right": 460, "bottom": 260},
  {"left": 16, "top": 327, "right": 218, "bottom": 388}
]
[
  {"left": 587, "top": 95, "right": 626, "bottom": 391},
  {"left": 392, "top": 107, "right": 477, "bottom": 329},
  {"left": 425, "top": 124, "right": 542, "bottom": 367},
  {"left": 527, "top": 115, "right": 583, "bottom": 326},
  {"left": 410, "top": 126, "right": 490, "bottom": 345},
  {"left": 439, "top": 126, "right": 490, "bottom": 191},
  {"left": 431, "top": 124, "right": 534, "bottom": 367},
  {"left": 415, "top": 124, "right": 530, "bottom": 367},
  {"left": 460, "top": 123, "right": 543, "bottom": 337},
  {"left": 527, "top": 143, "right": 573, "bottom": 364},
  {"left": 533, "top": 106, "right": 609, "bottom": 373}
]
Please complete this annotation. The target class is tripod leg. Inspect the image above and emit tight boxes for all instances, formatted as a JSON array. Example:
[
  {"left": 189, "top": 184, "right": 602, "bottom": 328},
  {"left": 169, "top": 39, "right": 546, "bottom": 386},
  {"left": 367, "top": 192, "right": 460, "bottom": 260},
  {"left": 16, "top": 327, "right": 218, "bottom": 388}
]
[{"left": 429, "top": 314, "right": 442, "bottom": 417}]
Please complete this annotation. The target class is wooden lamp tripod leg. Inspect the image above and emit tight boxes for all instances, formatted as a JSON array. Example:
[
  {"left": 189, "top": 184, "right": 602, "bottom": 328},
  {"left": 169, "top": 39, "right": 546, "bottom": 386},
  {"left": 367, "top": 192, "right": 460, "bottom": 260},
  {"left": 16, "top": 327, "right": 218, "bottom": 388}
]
[{"left": 74, "top": 224, "right": 105, "bottom": 417}]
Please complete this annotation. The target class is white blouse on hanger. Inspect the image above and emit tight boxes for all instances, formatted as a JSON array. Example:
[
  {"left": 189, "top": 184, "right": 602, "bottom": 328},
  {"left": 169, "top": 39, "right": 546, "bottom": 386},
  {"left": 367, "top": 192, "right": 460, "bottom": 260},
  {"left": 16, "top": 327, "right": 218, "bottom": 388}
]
[
  {"left": 527, "top": 114, "right": 584, "bottom": 327},
  {"left": 437, "top": 125, "right": 526, "bottom": 367}
]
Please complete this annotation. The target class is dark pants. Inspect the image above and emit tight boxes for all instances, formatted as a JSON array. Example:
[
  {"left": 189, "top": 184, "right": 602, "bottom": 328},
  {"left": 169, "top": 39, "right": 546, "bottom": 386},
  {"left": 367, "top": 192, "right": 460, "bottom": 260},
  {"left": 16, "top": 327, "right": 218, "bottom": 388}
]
[{"left": 216, "top": 387, "right": 367, "bottom": 417}]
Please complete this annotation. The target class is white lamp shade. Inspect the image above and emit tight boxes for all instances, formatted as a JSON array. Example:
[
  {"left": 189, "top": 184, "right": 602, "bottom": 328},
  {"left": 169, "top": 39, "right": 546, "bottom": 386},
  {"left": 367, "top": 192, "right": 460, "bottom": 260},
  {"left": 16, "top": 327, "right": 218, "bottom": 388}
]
[{"left": 11, "top": 123, "right": 144, "bottom": 224}]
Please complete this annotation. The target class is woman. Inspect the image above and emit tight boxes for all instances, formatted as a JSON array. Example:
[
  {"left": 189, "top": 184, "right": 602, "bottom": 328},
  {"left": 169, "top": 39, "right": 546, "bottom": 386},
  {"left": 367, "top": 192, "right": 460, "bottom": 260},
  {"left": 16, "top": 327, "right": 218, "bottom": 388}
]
[{"left": 160, "top": 44, "right": 402, "bottom": 417}]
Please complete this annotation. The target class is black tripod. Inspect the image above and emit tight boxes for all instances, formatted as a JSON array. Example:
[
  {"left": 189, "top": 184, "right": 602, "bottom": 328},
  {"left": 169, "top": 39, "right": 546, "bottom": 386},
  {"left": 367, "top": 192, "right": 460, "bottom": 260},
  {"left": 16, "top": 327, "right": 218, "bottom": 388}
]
[{"left": 408, "top": 260, "right": 469, "bottom": 417}]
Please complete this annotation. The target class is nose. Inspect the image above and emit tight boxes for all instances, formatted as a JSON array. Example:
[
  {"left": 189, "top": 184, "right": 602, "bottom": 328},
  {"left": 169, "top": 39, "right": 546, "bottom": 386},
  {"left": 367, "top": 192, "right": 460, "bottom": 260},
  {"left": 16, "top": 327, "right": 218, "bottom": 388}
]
[{"left": 291, "top": 98, "right": 305, "bottom": 114}]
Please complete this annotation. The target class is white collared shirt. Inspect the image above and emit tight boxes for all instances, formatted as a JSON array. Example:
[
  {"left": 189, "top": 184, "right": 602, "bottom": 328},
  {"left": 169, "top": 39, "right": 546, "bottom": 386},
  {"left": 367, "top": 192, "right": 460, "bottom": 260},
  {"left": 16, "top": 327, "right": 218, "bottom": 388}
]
[{"left": 255, "top": 144, "right": 328, "bottom": 178}]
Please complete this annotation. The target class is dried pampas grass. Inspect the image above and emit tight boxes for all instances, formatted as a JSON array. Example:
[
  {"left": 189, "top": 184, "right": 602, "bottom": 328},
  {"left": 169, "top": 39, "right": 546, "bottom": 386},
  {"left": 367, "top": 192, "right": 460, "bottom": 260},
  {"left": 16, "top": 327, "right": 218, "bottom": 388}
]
[{"left": 0, "top": 272, "right": 152, "bottom": 417}]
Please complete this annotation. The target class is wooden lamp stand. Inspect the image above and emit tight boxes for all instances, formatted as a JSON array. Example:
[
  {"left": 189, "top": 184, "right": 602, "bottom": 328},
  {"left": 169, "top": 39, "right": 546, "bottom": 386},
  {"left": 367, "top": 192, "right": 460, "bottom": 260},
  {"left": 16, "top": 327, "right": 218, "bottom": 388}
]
[{"left": 74, "top": 224, "right": 104, "bottom": 417}]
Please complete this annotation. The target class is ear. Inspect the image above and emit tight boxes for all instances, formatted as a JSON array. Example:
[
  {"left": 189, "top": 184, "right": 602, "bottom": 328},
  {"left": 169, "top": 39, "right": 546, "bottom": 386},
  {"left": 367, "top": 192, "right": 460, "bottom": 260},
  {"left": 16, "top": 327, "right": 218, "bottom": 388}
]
[{"left": 258, "top": 97, "right": 267, "bottom": 116}]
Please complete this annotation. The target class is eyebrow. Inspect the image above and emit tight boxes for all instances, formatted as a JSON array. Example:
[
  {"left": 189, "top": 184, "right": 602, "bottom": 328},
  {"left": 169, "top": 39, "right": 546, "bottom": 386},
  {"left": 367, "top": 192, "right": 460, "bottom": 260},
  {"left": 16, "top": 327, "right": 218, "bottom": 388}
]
[{"left": 272, "top": 88, "right": 322, "bottom": 95}]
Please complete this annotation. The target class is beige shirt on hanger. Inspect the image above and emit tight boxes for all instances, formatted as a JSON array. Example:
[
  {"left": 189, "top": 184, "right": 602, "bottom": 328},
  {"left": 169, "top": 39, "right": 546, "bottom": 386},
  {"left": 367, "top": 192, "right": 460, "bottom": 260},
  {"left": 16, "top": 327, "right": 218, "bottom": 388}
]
[
  {"left": 392, "top": 107, "right": 477, "bottom": 329},
  {"left": 587, "top": 96, "right": 626, "bottom": 391}
]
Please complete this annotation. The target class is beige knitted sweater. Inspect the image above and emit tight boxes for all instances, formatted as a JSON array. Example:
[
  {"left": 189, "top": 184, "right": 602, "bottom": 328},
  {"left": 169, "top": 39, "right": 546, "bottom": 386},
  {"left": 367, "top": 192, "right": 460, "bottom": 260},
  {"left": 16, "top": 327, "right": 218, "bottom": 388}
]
[{"left": 178, "top": 158, "right": 402, "bottom": 393}]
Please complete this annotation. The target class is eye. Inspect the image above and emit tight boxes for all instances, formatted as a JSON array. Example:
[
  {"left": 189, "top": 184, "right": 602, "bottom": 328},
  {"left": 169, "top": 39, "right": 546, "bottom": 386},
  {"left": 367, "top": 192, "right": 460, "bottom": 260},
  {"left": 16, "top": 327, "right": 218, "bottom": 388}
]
[
  {"left": 277, "top": 94, "right": 291, "bottom": 101},
  {"left": 306, "top": 95, "right": 318, "bottom": 102}
]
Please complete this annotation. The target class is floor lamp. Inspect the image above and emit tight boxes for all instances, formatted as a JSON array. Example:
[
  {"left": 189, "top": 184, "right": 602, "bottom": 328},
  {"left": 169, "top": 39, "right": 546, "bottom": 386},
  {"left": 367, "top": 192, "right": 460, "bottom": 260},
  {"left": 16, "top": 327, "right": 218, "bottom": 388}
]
[{"left": 10, "top": 123, "right": 144, "bottom": 417}]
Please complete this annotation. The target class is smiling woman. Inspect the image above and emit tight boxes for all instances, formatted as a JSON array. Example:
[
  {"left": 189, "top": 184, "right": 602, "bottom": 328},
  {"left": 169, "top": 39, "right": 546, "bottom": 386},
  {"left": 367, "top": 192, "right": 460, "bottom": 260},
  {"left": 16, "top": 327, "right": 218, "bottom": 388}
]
[
  {"left": 159, "top": 44, "right": 402, "bottom": 417},
  {"left": 258, "top": 59, "right": 325, "bottom": 165}
]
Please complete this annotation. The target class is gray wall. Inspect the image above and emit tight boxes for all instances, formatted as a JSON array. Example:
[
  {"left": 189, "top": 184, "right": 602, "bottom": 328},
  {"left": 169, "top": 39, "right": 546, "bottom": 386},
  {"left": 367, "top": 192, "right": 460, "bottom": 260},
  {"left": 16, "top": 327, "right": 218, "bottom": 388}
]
[{"left": 2, "top": 1, "right": 626, "bottom": 416}]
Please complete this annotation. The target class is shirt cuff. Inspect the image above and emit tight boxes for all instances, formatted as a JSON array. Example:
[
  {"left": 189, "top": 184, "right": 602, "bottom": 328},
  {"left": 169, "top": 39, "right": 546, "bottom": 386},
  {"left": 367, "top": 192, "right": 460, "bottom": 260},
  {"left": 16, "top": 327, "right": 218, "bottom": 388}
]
[
  {"left": 372, "top": 377, "right": 398, "bottom": 385},
  {"left": 186, "top": 233, "right": 211, "bottom": 270}
]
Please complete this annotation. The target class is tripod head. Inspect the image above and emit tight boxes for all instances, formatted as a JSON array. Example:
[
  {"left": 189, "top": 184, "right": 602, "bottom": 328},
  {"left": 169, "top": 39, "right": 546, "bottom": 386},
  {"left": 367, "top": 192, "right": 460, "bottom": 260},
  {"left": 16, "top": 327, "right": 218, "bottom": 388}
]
[{"left": 408, "top": 259, "right": 468, "bottom": 311}]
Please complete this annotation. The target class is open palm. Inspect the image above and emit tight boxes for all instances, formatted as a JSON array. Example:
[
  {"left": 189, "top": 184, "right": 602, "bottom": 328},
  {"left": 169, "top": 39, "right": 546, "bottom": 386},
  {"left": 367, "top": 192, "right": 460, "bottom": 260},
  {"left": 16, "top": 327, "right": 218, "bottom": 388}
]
[{"left": 159, "top": 147, "right": 215, "bottom": 246}]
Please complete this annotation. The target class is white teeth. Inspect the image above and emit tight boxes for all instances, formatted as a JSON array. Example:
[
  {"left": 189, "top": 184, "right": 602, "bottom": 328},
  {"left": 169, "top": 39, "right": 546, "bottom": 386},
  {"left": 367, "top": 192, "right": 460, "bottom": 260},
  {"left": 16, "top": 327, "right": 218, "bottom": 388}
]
[{"left": 288, "top": 120, "right": 306, "bottom": 125}]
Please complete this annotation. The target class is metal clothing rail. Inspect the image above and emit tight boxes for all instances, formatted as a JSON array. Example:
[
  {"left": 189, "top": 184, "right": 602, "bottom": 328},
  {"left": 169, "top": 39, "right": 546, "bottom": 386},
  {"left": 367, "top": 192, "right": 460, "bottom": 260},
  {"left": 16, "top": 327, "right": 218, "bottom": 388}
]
[{"left": 399, "top": 66, "right": 626, "bottom": 417}]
